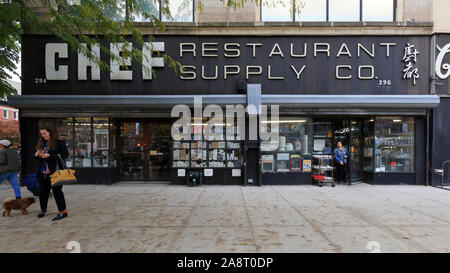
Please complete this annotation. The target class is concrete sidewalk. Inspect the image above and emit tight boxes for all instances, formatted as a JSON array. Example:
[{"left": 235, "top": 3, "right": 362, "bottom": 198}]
[{"left": 0, "top": 183, "right": 449, "bottom": 253}]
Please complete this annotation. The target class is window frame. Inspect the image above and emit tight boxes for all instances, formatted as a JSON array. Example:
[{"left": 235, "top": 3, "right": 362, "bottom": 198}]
[
  {"left": 2, "top": 109, "right": 8, "bottom": 119},
  {"left": 126, "top": 0, "right": 195, "bottom": 22},
  {"left": 92, "top": 117, "right": 112, "bottom": 168},
  {"left": 374, "top": 116, "right": 415, "bottom": 173},
  {"left": 260, "top": 117, "right": 314, "bottom": 174},
  {"left": 361, "top": 0, "right": 396, "bottom": 22},
  {"left": 260, "top": 0, "right": 396, "bottom": 22},
  {"left": 38, "top": 117, "right": 114, "bottom": 168}
]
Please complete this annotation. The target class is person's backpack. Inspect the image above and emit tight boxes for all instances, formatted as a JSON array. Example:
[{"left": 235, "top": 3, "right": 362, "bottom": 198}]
[
  {"left": 0, "top": 148, "right": 20, "bottom": 173},
  {"left": 9, "top": 149, "right": 20, "bottom": 172}
]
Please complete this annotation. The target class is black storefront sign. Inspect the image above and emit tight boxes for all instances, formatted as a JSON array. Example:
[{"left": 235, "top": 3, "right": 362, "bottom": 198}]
[{"left": 22, "top": 35, "right": 430, "bottom": 95}]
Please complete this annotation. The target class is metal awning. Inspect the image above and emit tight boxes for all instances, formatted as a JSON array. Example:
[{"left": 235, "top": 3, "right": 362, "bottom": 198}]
[
  {"left": 262, "top": 95, "right": 440, "bottom": 108},
  {"left": 7, "top": 95, "right": 247, "bottom": 108},
  {"left": 8, "top": 94, "right": 440, "bottom": 109},
  {"left": 8, "top": 94, "right": 439, "bottom": 117}
]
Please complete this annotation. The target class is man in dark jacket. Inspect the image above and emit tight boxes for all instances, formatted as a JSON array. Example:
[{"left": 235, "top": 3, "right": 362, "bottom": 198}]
[
  {"left": 0, "top": 139, "right": 21, "bottom": 199},
  {"left": 333, "top": 141, "right": 349, "bottom": 185}
]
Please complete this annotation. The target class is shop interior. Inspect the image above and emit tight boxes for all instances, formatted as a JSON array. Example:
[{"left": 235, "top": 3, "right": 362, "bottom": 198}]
[
  {"left": 119, "top": 120, "right": 172, "bottom": 181},
  {"left": 37, "top": 116, "right": 415, "bottom": 184},
  {"left": 260, "top": 117, "right": 415, "bottom": 184}
]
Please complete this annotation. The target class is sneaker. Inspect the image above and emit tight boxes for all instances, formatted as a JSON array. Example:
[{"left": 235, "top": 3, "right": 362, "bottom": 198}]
[
  {"left": 37, "top": 210, "right": 46, "bottom": 218},
  {"left": 52, "top": 213, "right": 68, "bottom": 221}
]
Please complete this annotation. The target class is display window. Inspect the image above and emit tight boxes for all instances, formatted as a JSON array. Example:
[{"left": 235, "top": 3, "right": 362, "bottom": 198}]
[
  {"left": 172, "top": 118, "right": 243, "bottom": 168},
  {"left": 56, "top": 118, "right": 75, "bottom": 168},
  {"left": 261, "top": 117, "right": 312, "bottom": 173},
  {"left": 39, "top": 118, "right": 114, "bottom": 168},
  {"left": 172, "top": 140, "right": 190, "bottom": 168},
  {"left": 363, "top": 119, "right": 375, "bottom": 172},
  {"left": 74, "top": 118, "right": 92, "bottom": 167},
  {"left": 192, "top": 141, "right": 207, "bottom": 167},
  {"left": 313, "top": 121, "right": 333, "bottom": 154},
  {"left": 375, "top": 117, "right": 415, "bottom": 172},
  {"left": 93, "top": 118, "right": 110, "bottom": 167},
  {"left": 39, "top": 118, "right": 75, "bottom": 168}
]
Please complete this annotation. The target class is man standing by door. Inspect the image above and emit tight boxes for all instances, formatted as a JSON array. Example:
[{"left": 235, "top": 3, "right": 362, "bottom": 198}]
[{"left": 334, "top": 141, "right": 350, "bottom": 185}]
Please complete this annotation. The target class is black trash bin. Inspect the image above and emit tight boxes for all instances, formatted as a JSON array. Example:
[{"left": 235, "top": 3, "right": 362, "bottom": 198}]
[{"left": 187, "top": 169, "right": 202, "bottom": 187}]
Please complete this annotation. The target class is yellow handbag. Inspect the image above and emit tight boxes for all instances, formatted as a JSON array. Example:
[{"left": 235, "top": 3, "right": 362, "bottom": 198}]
[{"left": 50, "top": 154, "right": 77, "bottom": 187}]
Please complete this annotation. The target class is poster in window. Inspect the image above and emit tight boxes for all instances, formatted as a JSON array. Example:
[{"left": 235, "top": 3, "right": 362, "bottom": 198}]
[
  {"left": 204, "top": 169, "right": 213, "bottom": 177},
  {"left": 313, "top": 139, "right": 325, "bottom": 152},
  {"left": 303, "top": 160, "right": 312, "bottom": 172},
  {"left": 290, "top": 155, "right": 302, "bottom": 172},
  {"left": 277, "top": 153, "right": 290, "bottom": 172},
  {"left": 262, "top": 154, "right": 274, "bottom": 172}
]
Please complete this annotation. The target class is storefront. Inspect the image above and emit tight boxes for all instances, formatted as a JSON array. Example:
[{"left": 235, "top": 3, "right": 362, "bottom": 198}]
[
  {"left": 10, "top": 34, "right": 442, "bottom": 185},
  {"left": 260, "top": 116, "right": 420, "bottom": 185},
  {"left": 430, "top": 33, "right": 450, "bottom": 187}
]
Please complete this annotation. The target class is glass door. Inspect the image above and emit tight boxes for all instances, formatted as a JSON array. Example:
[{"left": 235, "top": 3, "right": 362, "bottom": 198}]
[
  {"left": 119, "top": 121, "right": 146, "bottom": 180},
  {"left": 331, "top": 119, "right": 364, "bottom": 183},
  {"left": 119, "top": 120, "right": 172, "bottom": 181},
  {"left": 333, "top": 120, "right": 350, "bottom": 148},
  {"left": 350, "top": 120, "right": 363, "bottom": 182},
  {"left": 333, "top": 120, "right": 350, "bottom": 182},
  {"left": 147, "top": 120, "right": 172, "bottom": 181},
  {"left": 362, "top": 119, "right": 374, "bottom": 183}
]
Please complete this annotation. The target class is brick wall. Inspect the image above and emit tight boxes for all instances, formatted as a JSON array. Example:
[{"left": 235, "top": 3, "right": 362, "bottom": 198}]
[{"left": 0, "top": 105, "right": 19, "bottom": 140}]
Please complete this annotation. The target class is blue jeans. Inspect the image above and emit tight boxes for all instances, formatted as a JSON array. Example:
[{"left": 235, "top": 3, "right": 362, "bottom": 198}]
[{"left": 0, "top": 172, "right": 21, "bottom": 199}]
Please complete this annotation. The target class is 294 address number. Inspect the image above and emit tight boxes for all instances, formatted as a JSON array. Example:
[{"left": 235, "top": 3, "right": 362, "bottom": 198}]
[{"left": 34, "top": 78, "right": 47, "bottom": 84}]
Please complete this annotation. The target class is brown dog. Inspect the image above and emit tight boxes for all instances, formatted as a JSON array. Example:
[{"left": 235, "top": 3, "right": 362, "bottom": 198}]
[{"left": 2, "top": 197, "right": 36, "bottom": 217}]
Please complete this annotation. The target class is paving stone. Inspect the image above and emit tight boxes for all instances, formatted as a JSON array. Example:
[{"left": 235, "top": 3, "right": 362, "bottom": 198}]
[{"left": 0, "top": 183, "right": 448, "bottom": 252}]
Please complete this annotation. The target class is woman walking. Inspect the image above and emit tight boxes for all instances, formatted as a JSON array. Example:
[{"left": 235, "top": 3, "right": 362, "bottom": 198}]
[{"left": 35, "top": 127, "right": 69, "bottom": 221}]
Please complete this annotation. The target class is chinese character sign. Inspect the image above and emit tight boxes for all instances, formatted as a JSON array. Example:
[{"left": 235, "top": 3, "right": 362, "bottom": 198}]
[{"left": 402, "top": 43, "right": 420, "bottom": 85}]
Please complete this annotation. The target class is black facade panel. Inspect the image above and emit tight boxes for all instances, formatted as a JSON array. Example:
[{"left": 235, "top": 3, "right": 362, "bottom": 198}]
[
  {"left": 170, "top": 168, "right": 244, "bottom": 185},
  {"left": 20, "top": 117, "right": 40, "bottom": 175},
  {"left": 373, "top": 172, "right": 416, "bottom": 184},
  {"left": 431, "top": 97, "right": 450, "bottom": 186},
  {"left": 262, "top": 173, "right": 312, "bottom": 185},
  {"left": 202, "top": 169, "right": 243, "bottom": 185},
  {"left": 415, "top": 117, "right": 426, "bottom": 185},
  {"left": 73, "top": 167, "right": 118, "bottom": 185},
  {"left": 362, "top": 171, "right": 374, "bottom": 184},
  {"left": 170, "top": 169, "right": 187, "bottom": 185}
]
